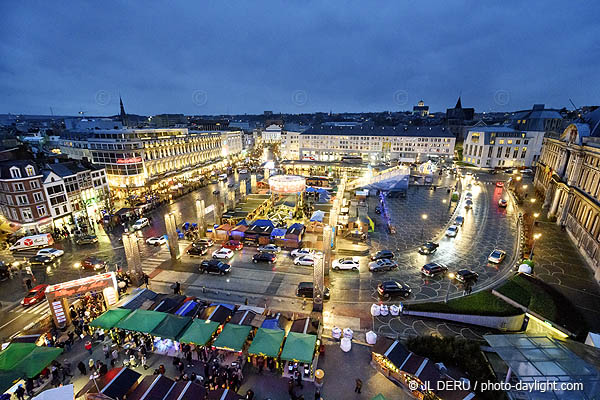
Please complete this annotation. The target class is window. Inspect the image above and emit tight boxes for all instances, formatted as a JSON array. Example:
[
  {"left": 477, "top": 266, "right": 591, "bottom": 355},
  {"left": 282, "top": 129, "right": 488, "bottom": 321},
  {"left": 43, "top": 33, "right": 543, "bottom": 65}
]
[
  {"left": 54, "top": 207, "right": 60, "bottom": 215},
  {"left": 30, "top": 180, "right": 39, "bottom": 189},
  {"left": 13, "top": 183, "right": 24, "bottom": 192},
  {"left": 488, "top": 147, "right": 493, "bottom": 158},
  {"left": 505, "top": 147, "right": 511, "bottom": 158},
  {"left": 16, "top": 195, "right": 28, "bottom": 205},
  {"left": 499, "top": 140, "right": 505, "bottom": 145},
  {"left": 25, "top": 165, "right": 35, "bottom": 177},
  {"left": 21, "top": 208, "right": 33, "bottom": 221},
  {"left": 9, "top": 167, "right": 21, "bottom": 178},
  {"left": 33, "top": 192, "right": 43, "bottom": 203},
  {"left": 497, "top": 147, "right": 502, "bottom": 158},
  {"left": 36, "top": 205, "right": 46, "bottom": 216},
  {"left": 508, "top": 140, "right": 513, "bottom": 144}
]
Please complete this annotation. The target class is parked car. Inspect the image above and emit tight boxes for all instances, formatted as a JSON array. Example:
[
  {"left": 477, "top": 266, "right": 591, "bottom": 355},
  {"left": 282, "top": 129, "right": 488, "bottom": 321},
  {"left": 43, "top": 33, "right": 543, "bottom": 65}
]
[
  {"left": 454, "top": 216, "right": 464, "bottom": 226},
  {"left": 296, "top": 282, "right": 330, "bottom": 300},
  {"left": 377, "top": 280, "right": 411, "bottom": 299},
  {"left": 454, "top": 269, "right": 479, "bottom": 284},
  {"left": 488, "top": 249, "right": 506, "bottom": 264},
  {"left": 418, "top": 241, "right": 439, "bottom": 255},
  {"left": 132, "top": 217, "right": 150, "bottom": 230},
  {"left": 368, "top": 259, "right": 398, "bottom": 272},
  {"left": 465, "top": 199, "right": 473, "bottom": 209},
  {"left": 496, "top": 181, "right": 505, "bottom": 187},
  {"left": 258, "top": 244, "right": 281, "bottom": 253},
  {"left": 36, "top": 248, "right": 64, "bottom": 258},
  {"left": 332, "top": 257, "right": 360, "bottom": 271},
  {"left": 222, "top": 240, "right": 243, "bottom": 251},
  {"left": 445, "top": 225, "right": 459, "bottom": 237},
  {"left": 290, "top": 248, "right": 317, "bottom": 257},
  {"left": 253, "top": 252, "right": 277, "bottom": 264},
  {"left": 522, "top": 168, "right": 533, "bottom": 174},
  {"left": 213, "top": 190, "right": 220, "bottom": 195},
  {"left": 81, "top": 256, "right": 108, "bottom": 270},
  {"left": 187, "top": 246, "right": 208, "bottom": 256},
  {"left": 294, "top": 256, "right": 316, "bottom": 266},
  {"left": 238, "top": 169, "right": 248, "bottom": 174},
  {"left": 498, "top": 199, "right": 508, "bottom": 207},
  {"left": 75, "top": 235, "right": 98, "bottom": 245},
  {"left": 370, "top": 250, "right": 394, "bottom": 261},
  {"left": 29, "top": 255, "right": 55, "bottom": 265},
  {"left": 465, "top": 192, "right": 473, "bottom": 199},
  {"left": 227, "top": 183, "right": 235, "bottom": 188},
  {"left": 146, "top": 236, "right": 167, "bottom": 246},
  {"left": 199, "top": 260, "right": 231, "bottom": 275},
  {"left": 421, "top": 262, "right": 449, "bottom": 277},
  {"left": 194, "top": 238, "right": 214, "bottom": 247},
  {"left": 21, "top": 284, "right": 49, "bottom": 306},
  {"left": 212, "top": 248, "right": 234, "bottom": 259}
]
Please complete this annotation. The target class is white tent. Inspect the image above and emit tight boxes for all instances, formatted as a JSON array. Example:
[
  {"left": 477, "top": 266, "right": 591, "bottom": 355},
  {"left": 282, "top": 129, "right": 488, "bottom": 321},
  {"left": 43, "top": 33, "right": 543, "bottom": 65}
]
[{"left": 32, "top": 384, "right": 74, "bottom": 400}]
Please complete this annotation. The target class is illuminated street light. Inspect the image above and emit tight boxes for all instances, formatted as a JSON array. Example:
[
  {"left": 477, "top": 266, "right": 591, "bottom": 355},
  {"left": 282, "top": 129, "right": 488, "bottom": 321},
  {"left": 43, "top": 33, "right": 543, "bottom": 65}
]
[
  {"left": 420, "top": 214, "right": 428, "bottom": 240},
  {"left": 530, "top": 198, "right": 536, "bottom": 204},
  {"left": 522, "top": 185, "right": 528, "bottom": 190},
  {"left": 74, "top": 262, "right": 82, "bottom": 278},
  {"left": 530, "top": 233, "right": 542, "bottom": 260},
  {"left": 445, "top": 273, "right": 456, "bottom": 303},
  {"left": 516, "top": 176, "right": 522, "bottom": 182}
]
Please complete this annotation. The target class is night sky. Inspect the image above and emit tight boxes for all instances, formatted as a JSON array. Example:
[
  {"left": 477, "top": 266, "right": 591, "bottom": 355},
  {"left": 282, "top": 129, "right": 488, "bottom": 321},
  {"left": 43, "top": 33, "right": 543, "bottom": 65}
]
[{"left": 1, "top": 1, "right": 598, "bottom": 116}]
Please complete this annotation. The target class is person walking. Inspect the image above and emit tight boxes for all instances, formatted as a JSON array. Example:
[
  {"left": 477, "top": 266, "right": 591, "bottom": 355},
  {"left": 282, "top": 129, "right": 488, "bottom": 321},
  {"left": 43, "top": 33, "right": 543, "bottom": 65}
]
[
  {"left": 143, "top": 273, "right": 149, "bottom": 289},
  {"left": 111, "top": 348, "right": 119, "bottom": 367},
  {"left": 85, "top": 340, "right": 92, "bottom": 354},
  {"left": 15, "top": 384, "right": 25, "bottom": 400},
  {"left": 103, "top": 344, "right": 110, "bottom": 360},
  {"left": 174, "top": 281, "right": 181, "bottom": 295},
  {"left": 314, "top": 390, "right": 321, "bottom": 400},
  {"left": 141, "top": 354, "right": 148, "bottom": 370},
  {"left": 295, "top": 369, "right": 303, "bottom": 388},
  {"left": 354, "top": 378, "right": 363, "bottom": 393},
  {"left": 77, "top": 361, "right": 87, "bottom": 375}
]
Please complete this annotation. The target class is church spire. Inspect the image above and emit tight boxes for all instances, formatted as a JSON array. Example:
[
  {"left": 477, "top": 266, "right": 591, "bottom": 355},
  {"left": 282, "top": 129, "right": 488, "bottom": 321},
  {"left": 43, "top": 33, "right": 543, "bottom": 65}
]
[
  {"left": 119, "top": 96, "right": 128, "bottom": 127},
  {"left": 455, "top": 96, "right": 463, "bottom": 109}
]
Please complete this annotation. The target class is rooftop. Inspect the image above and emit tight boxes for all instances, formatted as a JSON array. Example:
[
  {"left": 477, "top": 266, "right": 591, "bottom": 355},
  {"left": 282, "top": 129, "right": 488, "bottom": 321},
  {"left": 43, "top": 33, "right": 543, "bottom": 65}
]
[{"left": 302, "top": 124, "right": 454, "bottom": 138}]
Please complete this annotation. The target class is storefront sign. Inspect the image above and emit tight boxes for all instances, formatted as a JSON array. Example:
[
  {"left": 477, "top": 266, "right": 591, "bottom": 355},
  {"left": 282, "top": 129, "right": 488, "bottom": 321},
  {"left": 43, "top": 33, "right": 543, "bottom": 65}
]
[
  {"left": 52, "top": 301, "right": 66, "bottom": 324},
  {"left": 116, "top": 157, "right": 142, "bottom": 164},
  {"left": 45, "top": 272, "right": 118, "bottom": 302}
]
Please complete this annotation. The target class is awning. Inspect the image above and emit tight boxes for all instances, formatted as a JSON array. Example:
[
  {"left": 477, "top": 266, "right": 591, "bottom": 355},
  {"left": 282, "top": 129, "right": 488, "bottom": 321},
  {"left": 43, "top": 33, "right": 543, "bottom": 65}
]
[
  {"left": 178, "top": 319, "right": 220, "bottom": 346},
  {"left": 126, "top": 375, "right": 175, "bottom": 400},
  {"left": 150, "top": 314, "right": 192, "bottom": 341},
  {"left": 0, "top": 342, "right": 36, "bottom": 371},
  {"left": 90, "top": 308, "right": 132, "bottom": 330},
  {"left": 280, "top": 332, "right": 317, "bottom": 364},
  {"left": 247, "top": 328, "right": 285, "bottom": 358},
  {"left": 212, "top": 324, "right": 252, "bottom": 352},
  {"left": 175, "top": 299, "right": 201, "bottom": 317},
  {"left": 17, "top": 346, "right": 63, "bottom": 378},
  {"left": 271, "top": 228, "right": 287, "bottom": 238},
  {"left": 120, "top": 289, "right": 158, "bottom": 310},
  {"left": 0, "top": 370, "right": 22, "bottom": 393},
  {"left": 202, "top": 304, "right": 234, "bottom": 324},
  {"left": 371, "top": 394, "right": 388, "bottom": 400},
  {"left": 152, "top": 294, "right": 186, "bottom": 313},
  {"left": 164, "top": 381, "right": 207, "bottom": 400},
  {"left": 116, "top": 309, "right": 167, "bottom": 334}
]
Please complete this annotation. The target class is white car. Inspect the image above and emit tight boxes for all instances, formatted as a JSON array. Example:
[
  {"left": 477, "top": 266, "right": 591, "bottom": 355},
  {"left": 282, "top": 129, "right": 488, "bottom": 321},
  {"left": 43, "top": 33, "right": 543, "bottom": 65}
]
[
  {"left": 36, "top": 248, "right": 64, "bottom": 258},
  {"left": 132, "top": 217, "right": 150, "bottom": 230},
  {"left": 445, "top": 225, "right": 459, "bottom": 237},
  {"left": 258, "top": 244, "right": 281, "bottom": 253},
  {"left": 332, "top": 257, "right": 360, "bottom": 271},
  {"left": 146, "top": 236, "right": 167, "bottom": 246},
  {"left": 212, "top": 248, "right": 234, "bottom": 259},
  {"left": 294, "top": 256, "right": 316, "bottom": 266},
  {"left": 291, "top": 248, "right": 317, "bottom": 257},
  {"left": 488, "top": 249, "right": 506, "bottom": 264}
]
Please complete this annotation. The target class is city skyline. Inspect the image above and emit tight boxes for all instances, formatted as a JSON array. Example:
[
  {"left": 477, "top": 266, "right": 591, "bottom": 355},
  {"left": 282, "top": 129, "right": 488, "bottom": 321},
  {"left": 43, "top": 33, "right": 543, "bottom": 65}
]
[{"left": 1, "top": 2, "right": 599, "bottom": 116}]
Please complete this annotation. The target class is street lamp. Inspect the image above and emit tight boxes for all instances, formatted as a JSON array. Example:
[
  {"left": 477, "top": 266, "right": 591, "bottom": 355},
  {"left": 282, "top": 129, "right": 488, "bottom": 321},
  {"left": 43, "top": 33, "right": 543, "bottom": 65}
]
[
  {"left": 516, "top": 176, "right": 522, "bottom": 182},
  {"left": 531, "top": 233, "right": 541, "bottom": 260},
  {"left": 73, "top": 262, "right": 81, "bottom": 278},
  {"left": 530, "top": 198, "right": 536, "bottom": 204},
  {"left": 420, "top": 214, "right": 428, "bottom": 240},
  {"left": 445, "top": 273, "right": 455, "bottom": 303},
  {"left": 533, "top": 212, "right": 540, "bottom": 227},
  {"left": 522, "top": 184, "right": 528, "bottom": 190}
]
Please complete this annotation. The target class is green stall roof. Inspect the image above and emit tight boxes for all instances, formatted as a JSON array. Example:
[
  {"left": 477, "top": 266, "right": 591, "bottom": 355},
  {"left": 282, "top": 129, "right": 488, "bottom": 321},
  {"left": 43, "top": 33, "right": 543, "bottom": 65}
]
[
  {"left": 179, "top": 319, "right": 220, "bottom": 346},
  {"left": 90, "top": 308, "right": 132, "bottom": 330},
  {"left": 0, "top": 343, "right": 36, "bottom": 371},
  {"left": 0, "top": 370, "right": 22, "bottom": 393},
  {"left": 212, "top": 324, "right": 252, "bottom": 352},
  {"left": 247, "top": 328, "right": 285, "bottom": 358},
  {"left": 371, "top": 395, "right": 388, "bottom": 400},
  {"left": 17, "top": 346, "right": 63, "bottom": 378},
  {"left": 116, "top": 309, "right": 167, "bottom": 334},
  {"left": 280, "top": 332, "right": 317, "bottom": 364},
  {"left": 150, "top": 314, "right": 192, "bottom": 340}
]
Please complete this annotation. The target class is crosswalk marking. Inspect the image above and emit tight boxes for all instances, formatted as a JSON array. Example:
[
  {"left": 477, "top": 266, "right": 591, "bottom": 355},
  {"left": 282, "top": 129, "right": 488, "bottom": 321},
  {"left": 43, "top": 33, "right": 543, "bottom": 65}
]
[{"left": 21, "top": 301, "right": 51, "bottom": 315}]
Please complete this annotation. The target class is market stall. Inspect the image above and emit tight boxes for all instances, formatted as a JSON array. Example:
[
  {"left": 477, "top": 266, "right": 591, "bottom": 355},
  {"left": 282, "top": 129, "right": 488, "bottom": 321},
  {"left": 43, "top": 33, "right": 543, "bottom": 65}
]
[
  {"left": 163, "top": 379, "right": 207, "bottom": 400},
  {"left": 178, "top": 319, "right": 220, "bottom": 347},
  {"left": 89, "top": 308, "right": 132, "bottom": 330},
  {"left": 212, "top": 324, "right": 252, "bottom": 365},
  {"left": 115, "top": 309, "right": 167, "bottom": 334},
  {"left": 150, "top": 314, "right": 192, "bottom": 355},
  {"left": 244, "top": 219, "right": 275, "bottom": 245},
  {"left": 229, "top": 309, "right": 261, "bottom": 326},
  {"left": 174, "top": 298, "right": 204, "bottom": 318},
  {"left": 280, "top": 332, "right": 318, "bottom": 381},
  {"left": 127, "top": 375, "right": 183, "bottom": 400},
  {"left": 152, "top": 294, "right": 186, "bottom": 313},
  {"left": 75, "top": 367, "right": 140, "bottom": 399},
  {"left": 207, "top": 388, "right": 244, "bottom": 400},
  {"left": 247, "top": 328, "right": 285, "bottom": 371},
  {"left": 120, "top": 289, "right": 158, "bottom": 310},
  {"left": 229, "top": 221, "right": 248, "bottom": 242},
  {"left": 0, "top": 342, "right": 63, "bottom": 379},
  {"left": 31, "top": 384, "right": 73, "bottom": 400},
  {"left": 201, "top": 304, "right": 235, "bottom": 325},
  {"left": 290, "top": 317, "right": 320, "bottom": 335}
]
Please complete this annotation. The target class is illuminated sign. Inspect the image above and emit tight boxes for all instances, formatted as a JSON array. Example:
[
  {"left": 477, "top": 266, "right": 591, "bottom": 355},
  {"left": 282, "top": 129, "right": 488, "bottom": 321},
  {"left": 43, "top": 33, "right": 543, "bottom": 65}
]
[
  {"left": 45, "top": 272, "right": 118, "bottom": 301},
  {"left": 116, "top": 157, "right": 142, "bottom": 164}
]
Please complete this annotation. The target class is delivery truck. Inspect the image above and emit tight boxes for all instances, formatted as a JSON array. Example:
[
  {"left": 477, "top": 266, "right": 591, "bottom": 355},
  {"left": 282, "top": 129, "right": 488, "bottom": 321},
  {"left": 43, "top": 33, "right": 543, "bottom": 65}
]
[{"left": 9, "top": 233, "right": 54, "bottom": 252}]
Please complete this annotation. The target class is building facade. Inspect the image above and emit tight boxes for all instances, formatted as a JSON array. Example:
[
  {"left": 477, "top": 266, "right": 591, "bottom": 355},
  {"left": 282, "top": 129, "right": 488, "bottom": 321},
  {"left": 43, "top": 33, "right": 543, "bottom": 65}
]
[
  {"left": 0, "top": 160, "right": 52, "bottom": 233},
  {"left": 294, "top": 125, "right": 455, "bottom": 163},
  {"left": 534, "top": 108, "right": 600, "bottom": 281},
  {"left": 463, "top": 127, "right": 543, "bottom": 168},
  {"left": 262, "top": 124, "right": 282, "bottom": 143}
]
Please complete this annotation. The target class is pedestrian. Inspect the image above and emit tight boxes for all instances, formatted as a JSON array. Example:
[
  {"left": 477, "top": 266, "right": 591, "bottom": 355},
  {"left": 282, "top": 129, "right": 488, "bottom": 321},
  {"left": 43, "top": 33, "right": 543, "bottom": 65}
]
[
  {"left": 186, "top": 350, "right": 193, "bottom": 368},
  {"left": 89, "top": 358, "right": 95, "bottom": 372},
  {"left": 85, "top": 340, "right": 92, "bottom": 354},
  {"left": 314, "top": 390, "right": 321, "bottom": 400},
  {"left": 159, "top": 364, "right": 166, "bottom": 375},
  {"left": 141, "top": 354, "right": 148, "bottom": 370},
  {"left": 144, "top": 273, "right": 149, "bottom": 289},
  {"left": 15, "top": 384, "right": 25, "bottom": 400},
  {"left": 355, "top": 378, "right": 362, "bottom": 393},
  {"left": 111, "top": 348, "right": 119, "bottom": 367},
  {"left": 77, "top": 361, "right": 87, "bottom": 375},
  {"left": 174, "top": 281, "right": 181, "bottom": 295},
  {"left": 103, "top": 344, "right": 110, "bottom": 360},
  {"left": 25, "top": 378, "right": 34, "bottom": 397},
  {"left": 25, "top": 278, "right": 32, "bottom": 290}
]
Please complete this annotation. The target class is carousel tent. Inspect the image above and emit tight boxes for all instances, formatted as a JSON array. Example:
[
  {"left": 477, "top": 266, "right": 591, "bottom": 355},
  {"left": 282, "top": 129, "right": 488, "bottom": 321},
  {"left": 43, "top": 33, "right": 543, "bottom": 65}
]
[
  {"left": 150, "top": 314, "right": 192, "bottom": 340},
  {"left": 212, "top": 324, "right": 252, "bottom": 352},
  {"left": 280, "top": 332, "right": 317, "bottom": 364},
  {"left": 247, "top": 328, "right": 285, "bottom": 358},
  {"left": 116, "top": 309, "right": 167, "bottom": 334},
  {"left": 178, "top": 319, "right": 220, "bottom": 346},
  {"left": 17, "top": 346, "right": 63, "bottom": 378},
  {"left": 90, "top": 308, "right": 132, "bottom": 330}
]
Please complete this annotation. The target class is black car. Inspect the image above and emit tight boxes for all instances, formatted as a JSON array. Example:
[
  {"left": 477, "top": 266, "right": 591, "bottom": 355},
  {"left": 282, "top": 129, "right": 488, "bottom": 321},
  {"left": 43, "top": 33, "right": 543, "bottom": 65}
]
[
  {"left": 29, "top": 255, "right": 54, "bottom": 265},
  {"left": 199, "top": 260, "right": 231, "bottom": 275},
  {"left": 371, "top": 250, "right": 394, "bottom": 261},
  {"left": 253, "top": 252, "right": 277, "bottom": 264},
  {"left": 227, "top": 183, "right": 235, "bottom": 188},
  {"left": 455, "top": 269, "right": 479, "bottom": 284},
  {"left": 377, "top": 280, "right": 411, "bottom": 298},
  {"left": 296, "top": 282, "right": 330, "bottom": 300},
  {"left": 421, "top": 262, "right": 449, "bottom": 277},
  {"left": 187, "top": 246, "right": 208, "bottom": 256},
  {"left": 418, "top": 241, "right": 439, "bottom": 255},
  {"left": 212, "top": 190, "right": 220, "bottom": 195},
  {"left": 374, "top": 206, "right": 382, "bottom": 214}
]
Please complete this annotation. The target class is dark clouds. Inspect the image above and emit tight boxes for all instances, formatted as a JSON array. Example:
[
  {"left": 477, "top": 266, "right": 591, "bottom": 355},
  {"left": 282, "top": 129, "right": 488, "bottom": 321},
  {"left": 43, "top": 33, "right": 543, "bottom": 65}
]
[{"left": 1, "top": 1, "right": 598, "bottom": 115}]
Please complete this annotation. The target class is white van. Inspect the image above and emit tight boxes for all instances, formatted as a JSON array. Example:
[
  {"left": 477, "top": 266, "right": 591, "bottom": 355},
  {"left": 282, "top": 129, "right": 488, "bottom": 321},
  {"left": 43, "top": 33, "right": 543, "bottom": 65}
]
[
  {"left": 10, "top": 234, "right": 54, "bottom": 252},
  {"left": 218, "top": 174, "right": 228, "bottom": 181}
]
